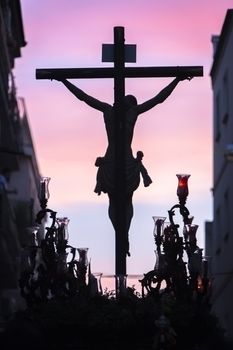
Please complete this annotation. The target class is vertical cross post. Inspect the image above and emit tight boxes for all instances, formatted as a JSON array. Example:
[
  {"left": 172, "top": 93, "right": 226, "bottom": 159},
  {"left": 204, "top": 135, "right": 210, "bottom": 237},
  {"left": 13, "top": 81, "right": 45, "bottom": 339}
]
[{"left": 114, "top": 27, "right": 127, "bottom": 293}]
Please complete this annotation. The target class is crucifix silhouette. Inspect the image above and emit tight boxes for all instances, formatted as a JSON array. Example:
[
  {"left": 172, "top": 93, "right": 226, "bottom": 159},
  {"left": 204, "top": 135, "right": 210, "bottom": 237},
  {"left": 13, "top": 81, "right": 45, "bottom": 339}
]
[{"left": 36, "top": 26, "right": 203, "bottom": 293}]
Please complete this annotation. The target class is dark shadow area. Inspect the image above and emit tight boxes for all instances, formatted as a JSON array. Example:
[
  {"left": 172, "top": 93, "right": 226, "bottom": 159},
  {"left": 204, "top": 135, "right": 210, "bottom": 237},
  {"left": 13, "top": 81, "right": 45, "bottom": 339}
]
[{"left": 1, "top": 288, "right": 232, "bottom": 350}]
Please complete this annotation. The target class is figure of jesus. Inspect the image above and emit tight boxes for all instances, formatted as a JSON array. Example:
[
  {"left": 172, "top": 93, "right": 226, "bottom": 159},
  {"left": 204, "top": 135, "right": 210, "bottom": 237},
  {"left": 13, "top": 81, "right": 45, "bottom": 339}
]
[{"left": 54, "top": 76, "right": 191, "bottom": 256}]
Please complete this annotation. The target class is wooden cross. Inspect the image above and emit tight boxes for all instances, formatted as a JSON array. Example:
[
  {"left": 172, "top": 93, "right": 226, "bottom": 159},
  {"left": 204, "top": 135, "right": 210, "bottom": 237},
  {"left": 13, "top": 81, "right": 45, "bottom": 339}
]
[{"left": 36, "top": 27, "right": 203, "bottom": 291}]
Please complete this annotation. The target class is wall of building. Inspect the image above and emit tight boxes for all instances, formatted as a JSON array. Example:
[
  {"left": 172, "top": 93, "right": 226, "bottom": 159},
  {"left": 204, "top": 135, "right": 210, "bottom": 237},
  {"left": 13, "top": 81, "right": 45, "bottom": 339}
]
[
  {"left": 0, "top": 1, "right": 41, "bottom": 327},
  {"left": 208, "top": 9, "right": 233, "bottom": 342}
]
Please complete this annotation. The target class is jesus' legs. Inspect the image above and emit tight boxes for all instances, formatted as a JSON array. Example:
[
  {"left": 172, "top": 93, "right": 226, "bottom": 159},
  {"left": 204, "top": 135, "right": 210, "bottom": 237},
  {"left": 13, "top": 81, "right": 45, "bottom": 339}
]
[{"left": 108, "top": 193, "right": 133, "bottom": 257}]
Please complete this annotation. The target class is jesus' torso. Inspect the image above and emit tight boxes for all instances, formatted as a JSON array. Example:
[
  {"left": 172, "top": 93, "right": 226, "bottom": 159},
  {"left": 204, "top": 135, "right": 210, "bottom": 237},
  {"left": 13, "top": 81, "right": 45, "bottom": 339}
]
[{"left": 103, "top": 106, "right": 138, "bottom": 160}]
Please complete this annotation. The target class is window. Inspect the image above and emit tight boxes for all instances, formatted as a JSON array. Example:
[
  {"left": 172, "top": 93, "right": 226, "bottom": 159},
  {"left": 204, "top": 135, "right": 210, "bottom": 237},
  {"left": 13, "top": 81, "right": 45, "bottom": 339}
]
[
  {"left": 222, "top": 72, "right": 229, "bottom": 124},
  {"left": 214, "top": 93, "right": 221, "bottom": 141},
  {"left": 215, "top": 206, "right": 222, "bottom": 255},
  {"left": 224, "top": 189, "right": 230, "bottom": 242}
]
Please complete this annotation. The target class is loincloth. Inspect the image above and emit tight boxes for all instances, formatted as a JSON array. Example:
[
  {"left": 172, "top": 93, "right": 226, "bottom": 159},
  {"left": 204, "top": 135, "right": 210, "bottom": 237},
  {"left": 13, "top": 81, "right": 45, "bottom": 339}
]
[{"left": 94, "top": 153, "right": 152, "bottom": 195}]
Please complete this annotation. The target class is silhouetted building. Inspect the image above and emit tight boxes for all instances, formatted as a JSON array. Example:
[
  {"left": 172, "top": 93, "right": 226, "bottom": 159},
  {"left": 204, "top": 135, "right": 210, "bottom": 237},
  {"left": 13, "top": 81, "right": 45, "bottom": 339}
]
[
  {"left": 0, "top": 1, "right": 41, "bottom": 326},
  {"left": 207, "top": 8, "right": 233, "bottom": 341}
]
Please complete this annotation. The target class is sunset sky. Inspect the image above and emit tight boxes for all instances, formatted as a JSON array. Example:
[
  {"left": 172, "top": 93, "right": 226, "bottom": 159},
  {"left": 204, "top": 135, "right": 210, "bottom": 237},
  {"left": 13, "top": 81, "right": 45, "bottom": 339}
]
[{"left": 14, "top": 1, "right": 232, "bottom": 277}]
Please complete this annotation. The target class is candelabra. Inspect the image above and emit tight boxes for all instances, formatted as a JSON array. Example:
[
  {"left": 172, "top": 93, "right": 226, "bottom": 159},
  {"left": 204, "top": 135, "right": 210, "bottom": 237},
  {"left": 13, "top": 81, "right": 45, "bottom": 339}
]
[
  {"left": 19, "top": 177, "right": 91, "bottom": 306},
  {"left": 140, "top": 174, "right": 210, "bottom": 299}
]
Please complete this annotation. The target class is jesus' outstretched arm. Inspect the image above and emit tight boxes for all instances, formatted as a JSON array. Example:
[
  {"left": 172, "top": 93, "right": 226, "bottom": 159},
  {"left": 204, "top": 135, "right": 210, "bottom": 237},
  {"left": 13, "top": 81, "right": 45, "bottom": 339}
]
[
  {"left": 136, "top": 76, "right": 192, "bottom": 115},
  {"left": 56, "top": 79, "right": 111, "bottom": 112}
]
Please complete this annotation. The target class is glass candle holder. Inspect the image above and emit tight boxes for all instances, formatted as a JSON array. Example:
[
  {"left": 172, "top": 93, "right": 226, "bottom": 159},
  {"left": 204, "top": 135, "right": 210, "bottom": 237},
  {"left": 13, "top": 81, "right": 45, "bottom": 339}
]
[
  {"left": 186, "top": 224, "right": 199, "bottom": 244},
  {"left": 89, "top": 272, "right": 103, "bottom": 296},
  {"left": 77, "top": 248, "right": 89, "bottom": 286},
  {"left": 39, "top": 176, "right": 51, "bottom": 207},
  {"left": 27, "top": 225, "right": 40, "bottom": 246},
  {"left": 115, "top": 274, "right": 127, "bottom": 297},
  {"left": 56, "top": 217, "right": 70, "bottom": 242},
  {"left": 152, "top": 216, "right": 166, "bottom": 237},
  {"left": 176, "top": 174, "right": 190, "bottom": 204},
  {"left": 78, "top": 248, "right": 89, "bottom": 267}
]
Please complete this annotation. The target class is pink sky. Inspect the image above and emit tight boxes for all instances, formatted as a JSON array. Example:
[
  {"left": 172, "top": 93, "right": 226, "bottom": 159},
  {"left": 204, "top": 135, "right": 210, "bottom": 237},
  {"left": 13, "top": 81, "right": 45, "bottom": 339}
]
[{"left": 14, "top": 1, "right": 232, "bottom": 277}]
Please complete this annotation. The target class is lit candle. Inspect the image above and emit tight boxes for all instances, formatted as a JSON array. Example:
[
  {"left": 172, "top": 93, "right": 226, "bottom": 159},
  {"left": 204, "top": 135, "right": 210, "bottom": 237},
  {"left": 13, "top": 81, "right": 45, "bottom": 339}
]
[{"left": 176, "top": 174, "right": 190, "bottom": 204}]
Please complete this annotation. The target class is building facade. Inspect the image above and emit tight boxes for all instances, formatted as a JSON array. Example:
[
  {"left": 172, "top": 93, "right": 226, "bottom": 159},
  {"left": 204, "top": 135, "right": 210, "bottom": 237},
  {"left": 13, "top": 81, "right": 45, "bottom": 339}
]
[
  {"left": 0, "top": 0, "right": 41, "bottom": 325},
  {"left": 208, "top": 9, "right": 233, "bottom": 341}
]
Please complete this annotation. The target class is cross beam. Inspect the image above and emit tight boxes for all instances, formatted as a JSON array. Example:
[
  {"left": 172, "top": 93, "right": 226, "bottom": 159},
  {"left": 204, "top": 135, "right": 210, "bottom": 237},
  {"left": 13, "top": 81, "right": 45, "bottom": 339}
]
[
  {"left": 36, "top": 27, "right": 203, "bottom": 293},
  {"left": 36, "top": 66, "right": 203, "bottom": 80}
]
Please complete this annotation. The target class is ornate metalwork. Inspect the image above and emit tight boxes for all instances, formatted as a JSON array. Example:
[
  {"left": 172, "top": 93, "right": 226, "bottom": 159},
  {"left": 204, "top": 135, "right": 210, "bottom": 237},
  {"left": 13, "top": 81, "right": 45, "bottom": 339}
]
[
  {"left": 19, "top": 178, "right": 89, "bottom": 306},
  {"left": 140, "top": 175, "right": 209, "bottom": 299}
]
